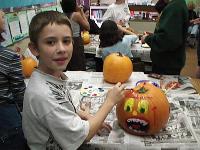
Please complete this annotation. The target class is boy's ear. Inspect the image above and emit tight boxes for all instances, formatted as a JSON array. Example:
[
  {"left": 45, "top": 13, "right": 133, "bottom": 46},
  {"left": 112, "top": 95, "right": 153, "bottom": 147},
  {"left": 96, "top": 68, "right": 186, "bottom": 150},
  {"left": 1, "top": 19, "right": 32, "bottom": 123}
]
[{"left": 28, "top": 42, "right": 39, "bottom": 57}]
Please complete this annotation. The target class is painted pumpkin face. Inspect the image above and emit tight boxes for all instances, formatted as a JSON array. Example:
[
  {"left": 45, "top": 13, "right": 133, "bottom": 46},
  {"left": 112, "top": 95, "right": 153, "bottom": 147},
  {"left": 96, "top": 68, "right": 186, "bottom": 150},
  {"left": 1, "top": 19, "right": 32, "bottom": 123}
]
[{"left": 116, "top": 82, "right": 170, "bottom": 135}]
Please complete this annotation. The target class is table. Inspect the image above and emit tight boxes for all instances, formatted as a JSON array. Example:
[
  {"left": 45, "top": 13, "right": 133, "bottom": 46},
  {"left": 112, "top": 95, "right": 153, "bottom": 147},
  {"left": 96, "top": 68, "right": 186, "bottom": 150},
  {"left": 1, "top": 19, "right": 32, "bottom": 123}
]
[
  {"left": 84, "top": 35, "right": 151, "bottom": 62},
  {"left": 191, "top": 78, "right": 200, "bottom": 93},
  {"left": 84, "top": 35, "right": 152, "bottom": 72},
  {"left": 65, "top": 71, "right": 200, "bottom": 150}
]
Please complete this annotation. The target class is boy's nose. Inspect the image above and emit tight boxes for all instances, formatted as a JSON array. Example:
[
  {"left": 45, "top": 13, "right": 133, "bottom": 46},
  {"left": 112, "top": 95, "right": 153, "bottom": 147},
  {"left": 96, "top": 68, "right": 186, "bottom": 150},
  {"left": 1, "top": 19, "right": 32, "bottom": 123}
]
[{"left": 57, "top": 42, "right": 66, "bottom": 52}]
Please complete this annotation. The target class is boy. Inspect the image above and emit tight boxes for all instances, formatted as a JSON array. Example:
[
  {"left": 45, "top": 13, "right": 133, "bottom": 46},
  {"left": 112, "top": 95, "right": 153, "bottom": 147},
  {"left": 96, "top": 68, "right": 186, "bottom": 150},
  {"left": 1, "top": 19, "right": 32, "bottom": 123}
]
[{"left": 22, "top": 11, "right": 125, "bottom": 150}]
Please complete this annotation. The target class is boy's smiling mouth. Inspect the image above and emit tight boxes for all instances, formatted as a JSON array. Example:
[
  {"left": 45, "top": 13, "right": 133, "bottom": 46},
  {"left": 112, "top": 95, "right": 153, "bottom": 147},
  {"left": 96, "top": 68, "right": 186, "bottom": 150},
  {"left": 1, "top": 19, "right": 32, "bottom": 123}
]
[{"left": 53, "top": 57, "right": 67, "bottom": 65}]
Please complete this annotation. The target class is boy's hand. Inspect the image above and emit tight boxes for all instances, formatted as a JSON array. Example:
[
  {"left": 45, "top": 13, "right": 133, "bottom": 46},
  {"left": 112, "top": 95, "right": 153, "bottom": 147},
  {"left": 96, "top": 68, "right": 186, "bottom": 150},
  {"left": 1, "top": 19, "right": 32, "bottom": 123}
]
[
  {"left": 97, "top": 122, "right": 112, "bottom": 136},
  {"left": 106, "top": 82, "right": 125, "bottom": 105},
  {"left": 78, "top": 102, "right": 91, "bottom": 120}
]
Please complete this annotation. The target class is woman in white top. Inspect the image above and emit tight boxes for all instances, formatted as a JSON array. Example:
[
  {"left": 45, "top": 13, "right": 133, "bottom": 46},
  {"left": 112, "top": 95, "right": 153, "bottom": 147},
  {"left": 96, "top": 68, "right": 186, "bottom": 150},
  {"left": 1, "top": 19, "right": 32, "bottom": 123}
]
[
  {"left": 102, "top": 0, "right": 130, "bottom": 27},
  {"left": 61, "top": 0, "right": 90, "bottom": 71}
]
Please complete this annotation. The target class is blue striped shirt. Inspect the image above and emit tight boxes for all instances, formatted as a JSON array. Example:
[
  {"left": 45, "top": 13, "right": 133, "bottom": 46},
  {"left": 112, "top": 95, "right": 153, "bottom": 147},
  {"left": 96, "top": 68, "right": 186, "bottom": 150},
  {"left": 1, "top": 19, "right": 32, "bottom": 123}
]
[{"left": 0, "top": 45, "right": 25, "bottom": 110}]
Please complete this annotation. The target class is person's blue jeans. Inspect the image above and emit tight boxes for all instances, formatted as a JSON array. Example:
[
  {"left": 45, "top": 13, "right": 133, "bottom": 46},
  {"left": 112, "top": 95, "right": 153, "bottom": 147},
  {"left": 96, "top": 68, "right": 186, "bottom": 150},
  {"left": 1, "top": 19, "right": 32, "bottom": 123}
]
[
  {"left": 0, "top": 104, "right": 28, "bottom": 150},
  {"left": 197, "top": 25, "right": 200, "bottom": 66},
  {"left": 188, "top": 24, "right": 199, "bottom": 37}
]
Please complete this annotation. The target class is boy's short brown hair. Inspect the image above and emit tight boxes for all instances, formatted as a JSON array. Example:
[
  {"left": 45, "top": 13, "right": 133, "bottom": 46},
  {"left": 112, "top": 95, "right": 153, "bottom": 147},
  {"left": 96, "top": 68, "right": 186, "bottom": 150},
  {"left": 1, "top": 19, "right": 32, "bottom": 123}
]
[{"left": 29, "top": 11, "right": 72, "bottom": 45}]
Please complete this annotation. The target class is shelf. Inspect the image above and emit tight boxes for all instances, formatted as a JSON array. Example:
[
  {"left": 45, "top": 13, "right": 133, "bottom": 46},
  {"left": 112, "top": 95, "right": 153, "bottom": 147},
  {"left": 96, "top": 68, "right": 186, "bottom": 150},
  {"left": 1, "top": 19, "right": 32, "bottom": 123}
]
[
  {"left": 128, "top": 5, "right": 157, "bottom": 12},
  {"left": 90, "top": 6, "right": 108, "bottom": 9}
]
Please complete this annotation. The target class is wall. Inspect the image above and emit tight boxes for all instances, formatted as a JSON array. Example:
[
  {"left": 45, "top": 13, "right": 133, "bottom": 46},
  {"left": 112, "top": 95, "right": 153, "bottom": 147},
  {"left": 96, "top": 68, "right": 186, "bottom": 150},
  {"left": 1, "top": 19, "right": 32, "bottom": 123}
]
[
  {"left": 8, "top": 38, "right": 30, "bottom": 55},
  {"left": 129, "top": 20, "right": 156, "bottom": 33}
]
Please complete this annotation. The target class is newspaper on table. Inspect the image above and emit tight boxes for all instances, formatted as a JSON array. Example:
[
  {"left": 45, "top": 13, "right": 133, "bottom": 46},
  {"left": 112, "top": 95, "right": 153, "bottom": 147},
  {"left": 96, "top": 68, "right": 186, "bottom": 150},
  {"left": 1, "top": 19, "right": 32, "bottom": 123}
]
[{"left": 64, "top": 72, "right": 200, "bottom": 149}]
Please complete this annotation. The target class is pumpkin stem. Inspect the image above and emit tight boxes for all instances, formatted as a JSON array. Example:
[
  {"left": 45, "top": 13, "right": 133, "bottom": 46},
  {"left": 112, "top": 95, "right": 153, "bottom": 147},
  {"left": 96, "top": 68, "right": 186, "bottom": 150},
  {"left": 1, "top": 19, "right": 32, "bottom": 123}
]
[
  {"left": 117, "top": 52, "right": 123, "bottom": 57},
  {"left": 137, "top": 86, "right": 148, "bottom": 94}
]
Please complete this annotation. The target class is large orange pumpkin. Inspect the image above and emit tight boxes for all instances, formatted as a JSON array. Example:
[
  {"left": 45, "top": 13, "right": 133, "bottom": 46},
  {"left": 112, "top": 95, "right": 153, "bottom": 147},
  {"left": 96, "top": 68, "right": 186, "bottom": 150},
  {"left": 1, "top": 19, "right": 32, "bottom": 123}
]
[
  {"left": 116, "top": 82, "right": 170, "bottom": 135},
  {"left": 103, "top": 53, "right": 133, "bottom": 83},
  {"left": 21, "top": 57, "right": 37, "bottom": 78},
  {"left": 81, "top": 31, "right": 90, "bottom": 45}
]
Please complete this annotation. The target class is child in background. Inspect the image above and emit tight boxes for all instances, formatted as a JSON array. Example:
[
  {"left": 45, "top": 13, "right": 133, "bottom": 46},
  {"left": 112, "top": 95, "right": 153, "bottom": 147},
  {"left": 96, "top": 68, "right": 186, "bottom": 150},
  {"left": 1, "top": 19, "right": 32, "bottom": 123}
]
[
  {"left": 0, "top": 10, "right": 27, "bottom": 149},
  {"left": 60, "top": 0, "right": 90, "bottom": 71},
  {"left": 83, "top": 5, "right": 100, "bottom": 34},
  {"left": 22, "top": 11, "right": 125, "bottom": 150},
  {"left": 99, "top": 20, "right": 138, "bottom": 60}
]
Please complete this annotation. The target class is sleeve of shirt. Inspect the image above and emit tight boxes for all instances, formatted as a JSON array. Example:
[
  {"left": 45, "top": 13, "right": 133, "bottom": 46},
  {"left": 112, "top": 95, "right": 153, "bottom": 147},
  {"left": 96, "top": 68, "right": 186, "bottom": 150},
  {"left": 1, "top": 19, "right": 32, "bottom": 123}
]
[
  {"left": 102, "top": 6, "right": 114, "bottom": 21},
  {"left": 9, "top": 53, "right": 26, "bottom": 111},
  {"left": 123, "top": 35, "right": 138, "bottom": 47},
  {"left": 41, "top": 102, "right": 90, "bottom": 150},
  {"left": 124, "top": 5, "right": 131, "bottom": 22},
  {"left": 101, "top": 48, "right": 110, "bottom": 60},
  {"left": 145, "top": 5, "right": 185, "bottom": 52}
]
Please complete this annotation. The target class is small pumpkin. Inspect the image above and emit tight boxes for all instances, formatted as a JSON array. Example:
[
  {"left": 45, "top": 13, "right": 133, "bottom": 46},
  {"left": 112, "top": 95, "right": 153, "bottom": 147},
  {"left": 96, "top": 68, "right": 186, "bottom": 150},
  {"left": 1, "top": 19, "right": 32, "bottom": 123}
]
[
  {"left": 116, "top": 82, "right": 170, "bottom": 135},
  {"left": 103, "top": 52, "right": 133, "bottom": 83},
  {"left": 81, "top": 31, "right": 90, "bottom": 45},
  {"left": 21, "top": 57, "right": 37, "bottom": 78}
]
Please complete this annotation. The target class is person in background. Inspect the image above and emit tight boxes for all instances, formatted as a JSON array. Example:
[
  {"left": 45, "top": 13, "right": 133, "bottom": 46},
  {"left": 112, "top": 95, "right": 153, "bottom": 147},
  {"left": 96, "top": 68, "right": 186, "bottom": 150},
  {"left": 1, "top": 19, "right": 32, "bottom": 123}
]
[
  {"left": 61, "top": 0, "right": 90, "bottom": 71},
  {"left": 154, "top": 0, "right": 168, "bottom": 14},
  {"left": 141, "top": 0, "right": 189, "bottom": 75},
  {"left": 0, "top": 10, "right": 27, "bottom": 149},
  {"left": 187, "top": 1, "right": 198, "bottom": 38},
  {"left": 190, "top": 18, "right": 200, "bottom": 78},
  {"left": 102, "top": 0, "right": 130, "bottom": 28},
  {"left": 99, "top": 20, "right": 138, "bottom": 60},
  {"left": 83, "top": 5, "right": 100, "bottom": 34},
  {"left": 22, "top": 11, "right": 125, "bottom": 150}
]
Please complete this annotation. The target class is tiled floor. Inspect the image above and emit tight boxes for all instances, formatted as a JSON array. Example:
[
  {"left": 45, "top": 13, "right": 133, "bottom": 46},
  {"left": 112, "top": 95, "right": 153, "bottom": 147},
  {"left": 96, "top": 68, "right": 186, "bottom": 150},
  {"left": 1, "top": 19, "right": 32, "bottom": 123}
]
[{"left": 181, "top": 46, "right": 198, "bottom": 78}]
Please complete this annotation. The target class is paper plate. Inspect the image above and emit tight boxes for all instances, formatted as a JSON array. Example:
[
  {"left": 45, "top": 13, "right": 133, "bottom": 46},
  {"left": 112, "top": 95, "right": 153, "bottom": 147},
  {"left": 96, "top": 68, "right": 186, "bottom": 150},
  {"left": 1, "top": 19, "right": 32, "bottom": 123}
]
[
  {"left": 80, "top": 85, "right": 106, "bottom": 97},
  {"left": 141, "top": 43, "right": 150, "bottom": 48}
]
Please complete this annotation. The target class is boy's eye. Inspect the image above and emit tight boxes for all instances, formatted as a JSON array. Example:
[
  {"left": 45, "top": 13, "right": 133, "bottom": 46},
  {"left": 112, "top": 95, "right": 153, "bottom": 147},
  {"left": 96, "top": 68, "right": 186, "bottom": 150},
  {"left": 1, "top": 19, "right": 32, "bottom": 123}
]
[
  {"left": 63, "top": 37, "right": 73, "bottom": 45},
  {"left": 46, "top": 40, "right": 55, "bottom": 45}
]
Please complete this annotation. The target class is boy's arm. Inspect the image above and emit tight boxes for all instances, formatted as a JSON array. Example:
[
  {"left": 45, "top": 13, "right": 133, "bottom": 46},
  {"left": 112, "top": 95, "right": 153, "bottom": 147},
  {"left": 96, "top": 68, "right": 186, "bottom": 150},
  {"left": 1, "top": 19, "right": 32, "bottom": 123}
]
[
  {"left": 85, "top": 82, "right": 125, "bottom": 142},
  {"left": 9, "top": 53, "right": 26, "bottom": 111}
]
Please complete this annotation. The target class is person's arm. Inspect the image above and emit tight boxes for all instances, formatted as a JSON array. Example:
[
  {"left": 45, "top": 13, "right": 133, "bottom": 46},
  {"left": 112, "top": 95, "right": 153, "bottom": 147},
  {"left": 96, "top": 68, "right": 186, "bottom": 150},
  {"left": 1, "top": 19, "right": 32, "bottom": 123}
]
[
  {"left": 77, "top": 104, "right": 112, "bottom": 135},
  {"left": 191, "top": 18, "right": 200, "bottom": 25},
  {"left": 117, "top": 24, "right": 136, "bottom": 35},
  {"left": 144, "top": 5, "right": 188, "bottom": 52},
  {"left": 124, "top": 4, "right": 131, "bottom": 24},
  {"left": 9, "top": 53, "right": 26, "bottom": 111},
  {"left": 85, "top": 82, "right": 125, "bottom": 141},
  {"left": 102, "top": 6, "right": 114, "bottom": 21},
  {"left": 74, "top": 6, "right": 90, "bottom": 31}
]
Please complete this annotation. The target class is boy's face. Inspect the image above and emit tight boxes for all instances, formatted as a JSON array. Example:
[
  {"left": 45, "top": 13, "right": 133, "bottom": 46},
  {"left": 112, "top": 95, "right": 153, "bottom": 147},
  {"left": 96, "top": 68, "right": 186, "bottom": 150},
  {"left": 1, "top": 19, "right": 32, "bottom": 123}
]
[{"left": 33, "top": 23, "right": 73, "bottom": 78}]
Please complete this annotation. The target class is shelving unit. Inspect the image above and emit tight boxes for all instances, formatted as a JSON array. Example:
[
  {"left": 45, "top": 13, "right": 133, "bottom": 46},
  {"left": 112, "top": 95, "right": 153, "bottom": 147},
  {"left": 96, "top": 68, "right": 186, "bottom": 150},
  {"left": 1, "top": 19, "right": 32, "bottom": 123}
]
[
  {"left": 90, "top": 5, "right": 108, "bottom": 27},
  {"left": 89, "top": 2, "right": 159, "bottom": 27}
]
